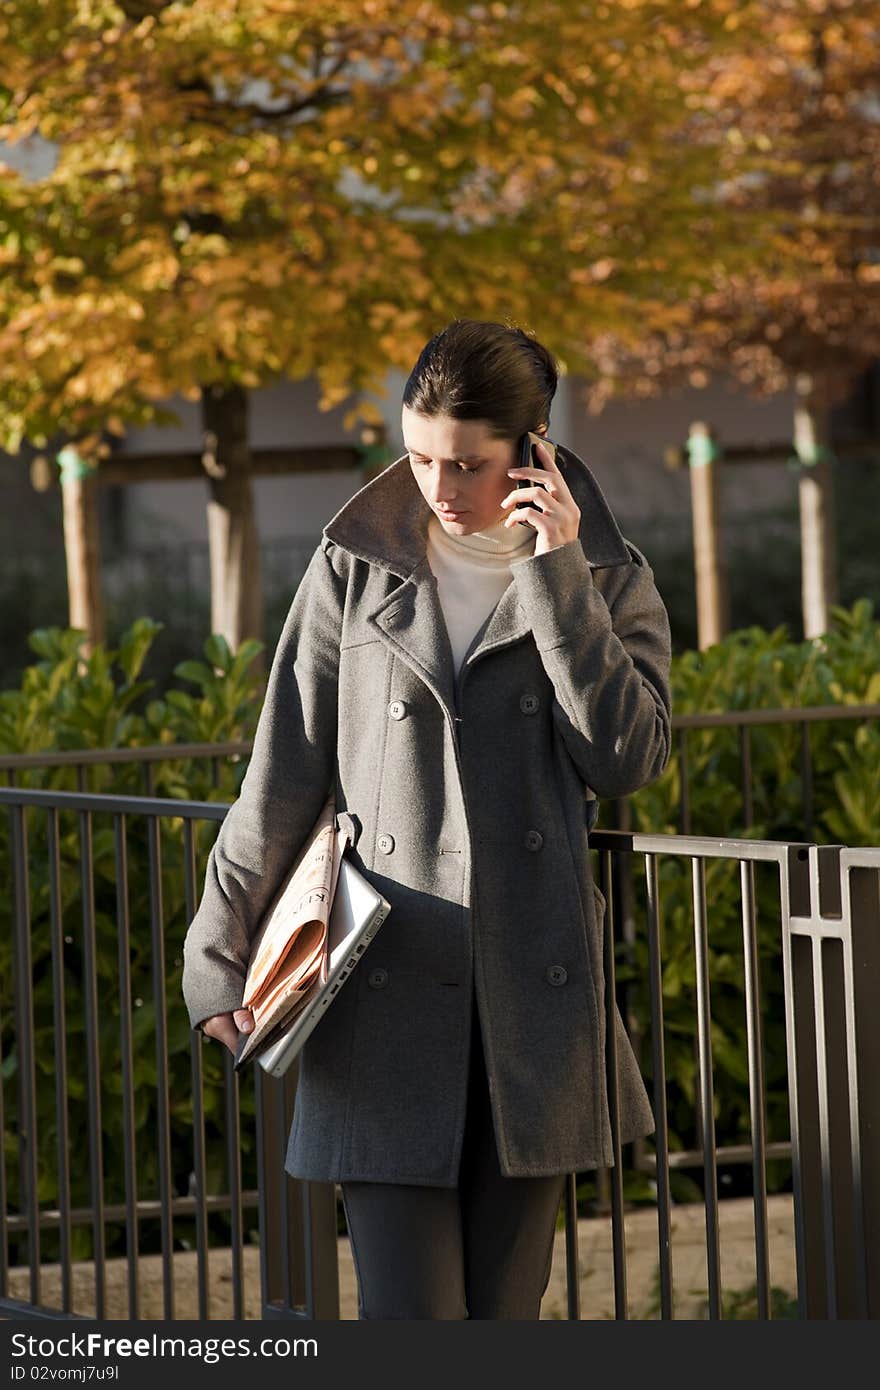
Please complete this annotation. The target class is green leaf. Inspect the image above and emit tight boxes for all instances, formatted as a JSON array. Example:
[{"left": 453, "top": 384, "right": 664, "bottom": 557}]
[
  {"left": 173, "top": 660, "right": 216, "bottom": 690},
  {"left": 204, "top": 634, "right": 232, "bottom": 674},
  {"left": 231, "top": 639, "right": 265, "bottom": 677},
  {"left": 117, "top": 618, "right": 163, "bottom": 684}
]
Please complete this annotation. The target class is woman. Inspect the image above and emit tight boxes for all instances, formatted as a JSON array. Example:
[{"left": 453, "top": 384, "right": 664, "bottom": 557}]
[{"left": 182, "top": 319, "right": 673, "bottom": 1320}]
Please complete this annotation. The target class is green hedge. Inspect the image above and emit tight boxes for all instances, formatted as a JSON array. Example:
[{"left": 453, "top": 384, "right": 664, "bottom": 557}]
[
  {"left": 1, "top": 600, "right": 878, "bottom": 1254},
  {"left": 600, "top": 597, "right": 880, "bottom": 1204},
  {"left": 0, "top": 622, "right": 265, "bottom": 1261}
]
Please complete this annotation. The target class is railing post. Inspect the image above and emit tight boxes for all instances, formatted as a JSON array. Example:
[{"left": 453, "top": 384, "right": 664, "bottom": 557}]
[
  {"left": 687, "top": 420, "right": 730, "bottom": 650},
  {"left": 783, "top": 844, "right": 879, "bottom": 1318},
  {"left": 845, "top": 854, "right": 880, "bottom": 1317},
  {"left": 256, "top": 1060, "right": 340, "bottom": 1319}
]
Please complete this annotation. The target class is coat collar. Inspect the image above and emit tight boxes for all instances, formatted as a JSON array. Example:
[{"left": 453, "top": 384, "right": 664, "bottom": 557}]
[
  {"left": 322, "top": 443, "right": 633, "bottom": 721},
  {"left": 322, "top": 441, "right": 632, "bottom": 577}
]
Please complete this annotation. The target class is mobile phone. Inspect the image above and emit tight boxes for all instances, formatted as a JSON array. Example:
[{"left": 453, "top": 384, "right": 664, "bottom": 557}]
[{"left": 515, "top": 431, "right": 558, "bottom": 525}]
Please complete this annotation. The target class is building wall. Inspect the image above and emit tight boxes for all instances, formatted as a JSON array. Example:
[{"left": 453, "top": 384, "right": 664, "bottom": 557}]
[
  {"left": 564, "top": 375, "right": 798, "bottom": 532},
  {"left": 115, "top": 376, "right": 366, "bottom": 545},
  {"left": 108, "top": 366, "right": 802, "bottom": 558},
  {"left": 0, "top": 365, "right": 835, "bottom": 562}
]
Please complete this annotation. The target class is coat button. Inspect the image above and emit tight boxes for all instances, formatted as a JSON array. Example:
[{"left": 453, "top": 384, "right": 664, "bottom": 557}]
[
  {"left": 523, "top": 829, "right": 544, "bottom": 851},
  {"left": 367, "top": 967, "right": 389, "bottom": 989},
  {"left": 519, "top": 692, "right": 540, "bottom": 715},
  {"left": 377, "top": 833, "right": 395, "bottom": 854},
  {"left": 545, "top": 964, "right": 568, "bottom": 986},
  {"left": 388, "top": 700, "right": 407, "bottom": 720}
]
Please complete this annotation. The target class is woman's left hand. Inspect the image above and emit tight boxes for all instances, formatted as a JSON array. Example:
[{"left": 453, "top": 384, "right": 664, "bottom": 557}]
[{"left": 500, "top": 439, "right": 581, "bottom": 556}]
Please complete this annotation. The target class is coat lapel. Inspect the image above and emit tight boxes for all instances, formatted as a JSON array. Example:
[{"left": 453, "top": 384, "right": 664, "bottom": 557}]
[
  {"left": 367, "top": 556, "right": 459, "bottom": 721},
  {"left": 322, "top": 442, "right": 635, "bottom": 719}
]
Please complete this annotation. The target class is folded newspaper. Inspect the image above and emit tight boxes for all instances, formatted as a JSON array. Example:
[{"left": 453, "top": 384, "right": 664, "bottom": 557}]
[{"left": 234, "top": 792, "right": 350, "bottom": 1067}]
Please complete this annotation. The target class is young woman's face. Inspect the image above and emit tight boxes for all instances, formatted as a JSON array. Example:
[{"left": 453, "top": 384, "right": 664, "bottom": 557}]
[{"left": 402, "top": 405, "right": 542, "bottom": 535}]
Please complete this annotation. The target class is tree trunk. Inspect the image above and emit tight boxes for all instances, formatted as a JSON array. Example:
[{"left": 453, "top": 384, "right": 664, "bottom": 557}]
[
  {"left": 688, "top": 421, "right": 729, "bottom": 650},
  {"left": 58, "top": 445, "right": 105, "bottom": 660},
  {"left": 793, "top": 372, "right": 839, "bottom": 641},
  {"left": 200, "top": 383, "right": 266, "bottom": 680}
]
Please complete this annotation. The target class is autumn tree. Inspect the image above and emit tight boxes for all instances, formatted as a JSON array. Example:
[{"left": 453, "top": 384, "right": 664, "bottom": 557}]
[
  {"left": 584, "top": 0, "right": 880, "bottom": 640},
  {"left": 0, "top": 0, "right": 771, "bottom": 655}
]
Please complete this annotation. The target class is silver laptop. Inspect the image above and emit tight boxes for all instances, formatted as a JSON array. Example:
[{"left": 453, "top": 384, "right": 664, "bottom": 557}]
[{"left": 244, "top": 850, "right": 390, "bottom": 1079}]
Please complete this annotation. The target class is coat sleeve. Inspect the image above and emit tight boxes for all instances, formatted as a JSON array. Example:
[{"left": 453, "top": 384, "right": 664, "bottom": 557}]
[
  {"left": 181, "top": 536, "right": 347, "bottom": 1032},
  {"left": 509, "top": 536, "right": 672, "bottom": 800}
]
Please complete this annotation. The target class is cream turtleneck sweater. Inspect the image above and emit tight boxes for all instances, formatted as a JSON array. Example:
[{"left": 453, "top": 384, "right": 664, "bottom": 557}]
[{"left": 426, "top": 511, "right": 536, "bottom": 674}]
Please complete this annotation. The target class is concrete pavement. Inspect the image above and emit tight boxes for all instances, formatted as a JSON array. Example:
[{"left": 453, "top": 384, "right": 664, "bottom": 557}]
[{"left": 5, "top": 1194, "right": 798, "bottom": 1320}]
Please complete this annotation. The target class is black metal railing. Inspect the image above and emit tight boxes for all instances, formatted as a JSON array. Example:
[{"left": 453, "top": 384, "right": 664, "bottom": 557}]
[
  {"left": 2, "top": 783, "right": 878, "bottom": 1320},
  {"left": 667, "top": 703, "right": 880, "bottom": 841},
  {"left": 4, "top": 699, "right": 875, "bottom": 825}
]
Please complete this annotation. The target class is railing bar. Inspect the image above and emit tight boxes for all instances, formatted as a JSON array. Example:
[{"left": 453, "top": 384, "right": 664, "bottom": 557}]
[
  {"left": 0, "top": 789, "right": 803, "bottom": 867},
  {"left": 678, "top": 728, "right": 691, "bottom": 836},
  {"left": 739, "top": 726, "right": 754, "bottom": 830},
  {"left": 740, "top": 859, "right": 771, "bottom": 1319},
  {"left": 780, "top": 852, "right": 809, "bottom": 1319},
  {"left": 189, "top": 1034, "right": 211, "bottom": 1322},
  {"left": 800, "top": 724, "right": 814, "bottom": 842},
  {"left": 5, "top": 1192, "right": 260, "bottom": 1234},
  {"left": 692, "top": 856, "right": 722, "bottom": 1319},
  {"left": 810, "top": 934, "right": 838, "bottom": 1319},
  {"left": 634, "top": 1140, "right": 792, "bottom": 1172},
  {"left": 255, "top": 1070, "right": 272, "bottom": 1317},
  {"left": 0, "top": 740, "right": 253, "bottom": 772},
  {"left": 0, "top": 994, "right": 7, "bottom": 1296},
  {"left": 224, "top": 1054, "right": 245, "bottom": 1319},
  {"left": 47, "top": 809, "right": 73, "bottom": 1313},
  {"left": 255, "top": 1056, "right": 298, "bottom": 1316},
  {"left": 839, "top": 865, "right": 870, "bottom": 1319},
  {"left": 79, "top": 807, "right": 105, "bottom": 1319},
  {"left": 114, "top": 813, "right": 140, "bottom": 1320},
  {"left": 840, "top": 848, "right": 880, "bottom": 870},
  {"left": 0, "top": 701, "right": 869, "bottom": 775},
  {"left": 0, "top": 700, "right": 877, "bottom": 762},
  {"left": 645, "top": 852, "right": 673, "bottom": 1319},
  {"left": 0, "top": 1295, "right": 91, "bottom": 1321},
  {"left": 596, "top": 832, "right": 792, "bottom": 864},
  {"left": 563, "top": 1172, "right": 580, "bottom": 1320},
  {"left": 12, "top": 804, "right": 41, "bottom": 1308},
  {"left": 301, "top": 1181, "right": 315, "bottom": 1318},
  {"left": 616, "top": 800, "right": 645, "bottom": 1184},
  {"left": 0, "top": 802, "right": 21, "bottom": 1297},
  {"left": 278, "top": 1097, "right": 293, "bottom": 1312},
  {"left": 671, "top": 703, "right": 880, "bottom": 729},
  {"left": 601, "top": 848, "right": 628, "bottom": 1319},
  {"left": 0, "top": 787, "right": 231, "bottom": 819},
  {"left": 184, "top": 819, "right": 210, "bottom": 1322},
  {"left": 148, "top": 816, "right": 175, "bottom": 1320}
]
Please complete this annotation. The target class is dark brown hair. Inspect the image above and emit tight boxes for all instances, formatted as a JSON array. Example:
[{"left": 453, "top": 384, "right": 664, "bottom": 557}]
[{"left": 402, "top": 319, "right": 559, "bottom": 441}]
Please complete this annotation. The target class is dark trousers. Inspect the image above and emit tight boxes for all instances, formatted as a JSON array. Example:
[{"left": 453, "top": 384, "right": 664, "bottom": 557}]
[{"left": 340, "top": 987, "right": 566, "bottom": 1320}]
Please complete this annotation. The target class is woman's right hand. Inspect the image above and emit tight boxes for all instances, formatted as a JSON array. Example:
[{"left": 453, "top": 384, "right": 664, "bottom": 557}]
[{"left": 201, "top": 1008, "right": 255, "bottom": 1055}]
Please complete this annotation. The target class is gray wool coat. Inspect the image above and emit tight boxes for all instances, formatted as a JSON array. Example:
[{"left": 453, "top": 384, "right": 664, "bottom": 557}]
[{"left": 182, "top": 442, "right": 673, "bottom": 1186}]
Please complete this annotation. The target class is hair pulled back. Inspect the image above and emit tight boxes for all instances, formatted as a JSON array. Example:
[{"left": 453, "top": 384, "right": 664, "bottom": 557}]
[{"left": 402, "top": 319, "right": 559, "bottom": 441}]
